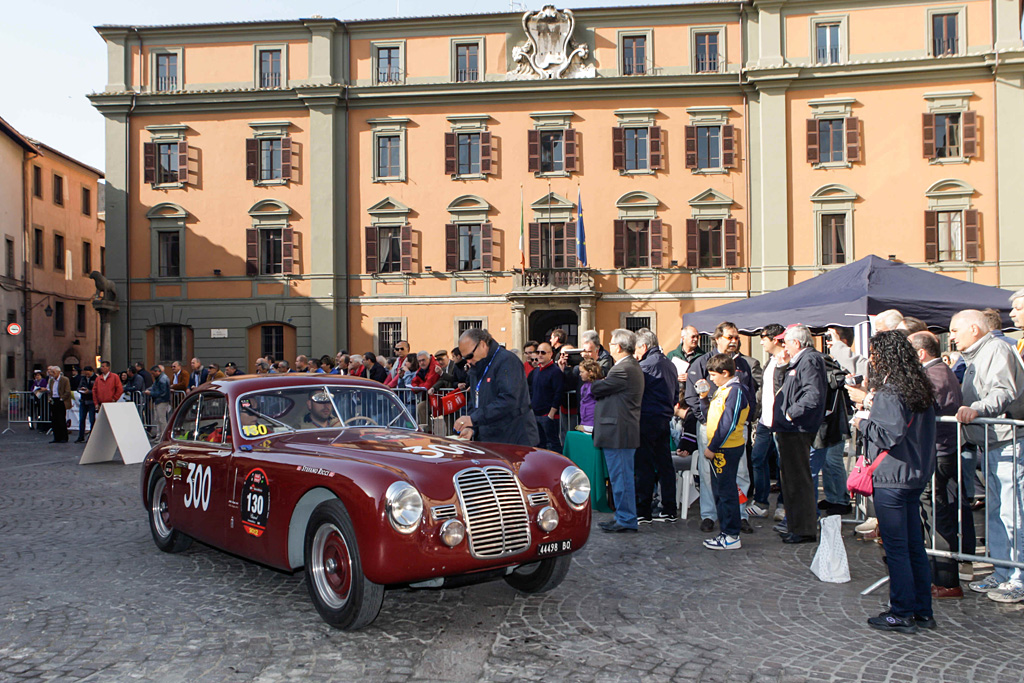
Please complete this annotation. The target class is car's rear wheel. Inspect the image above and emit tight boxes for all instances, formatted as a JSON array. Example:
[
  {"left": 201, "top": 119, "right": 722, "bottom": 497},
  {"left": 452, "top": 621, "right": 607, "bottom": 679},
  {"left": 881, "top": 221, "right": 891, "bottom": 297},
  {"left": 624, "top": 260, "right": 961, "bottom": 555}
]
[
  {"left": 504, "top": 554, "right": 572, "bottom": 593},
  {"left": 304, "top": 500, "right": 384, "bottom": 630},
  {"left": 148, "top": 472, "right": 192, "bottom": 553}
]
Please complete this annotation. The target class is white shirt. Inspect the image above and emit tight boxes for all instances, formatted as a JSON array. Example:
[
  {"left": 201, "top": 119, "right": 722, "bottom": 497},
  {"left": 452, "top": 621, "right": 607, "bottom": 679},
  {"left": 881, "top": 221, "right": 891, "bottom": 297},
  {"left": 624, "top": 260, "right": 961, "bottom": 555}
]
[
  {"left": 759, "top": 356, "right": 778, "bottom": 429},
  {"left": 51, "top": 375, "right": 61, "bottom": 398}
]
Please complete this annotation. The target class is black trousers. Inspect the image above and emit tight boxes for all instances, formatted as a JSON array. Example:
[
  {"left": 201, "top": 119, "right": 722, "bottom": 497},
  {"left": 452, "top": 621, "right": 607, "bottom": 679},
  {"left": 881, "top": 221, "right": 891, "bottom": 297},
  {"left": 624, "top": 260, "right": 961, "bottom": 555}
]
[
  {"left": 635, "top": 417, "right": 676, "bottom": 517},
  {"left": 921, "top": 455, "right": 977, "bottom": 587},
  {"left": 775, "top": 431, "right": 818, "bottom": 537},
  {"left": 50, "top": 399, "right": 68, "bottom": 442}
]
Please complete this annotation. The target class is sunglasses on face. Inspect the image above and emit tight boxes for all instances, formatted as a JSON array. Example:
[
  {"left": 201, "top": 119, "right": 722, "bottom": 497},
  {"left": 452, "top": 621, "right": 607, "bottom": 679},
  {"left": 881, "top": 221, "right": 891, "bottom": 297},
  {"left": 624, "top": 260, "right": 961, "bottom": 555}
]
[
  {"left": 463, "top": 340, "right": 481, "bottom": 361},
  {"left": 537, "top": 351, "right": 551, "bottom": 356}
]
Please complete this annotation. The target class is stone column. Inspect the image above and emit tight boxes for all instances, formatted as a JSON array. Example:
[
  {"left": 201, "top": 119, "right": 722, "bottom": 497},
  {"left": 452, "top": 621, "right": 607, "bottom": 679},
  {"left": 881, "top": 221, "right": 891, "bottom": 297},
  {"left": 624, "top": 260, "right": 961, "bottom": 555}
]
[
  {"left": 579, "top": 297, "right": 596, "bottom": 333},
  {"left": 510, "top": 301, "right": 527, "bottom": 353}
]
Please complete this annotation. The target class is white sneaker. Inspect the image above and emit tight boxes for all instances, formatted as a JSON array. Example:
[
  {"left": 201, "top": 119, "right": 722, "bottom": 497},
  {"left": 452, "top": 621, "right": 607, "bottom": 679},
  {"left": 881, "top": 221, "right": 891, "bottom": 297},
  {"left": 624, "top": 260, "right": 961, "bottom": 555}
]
[
  {"left": 855, "top": 517, "right": 878, "bottom": 534},
  {"left": 959, "top": 562, "right": 974, "bottom": 582},
  {"left": 774, "top": 505, "right": 786, "bottom": 522},
  {"left": 746, "top": 503, "right": 769, "bottom": 518},
  {"left": 703, "top": 532, "right": 742, "bottom": 550},
  {"left": 988, "top": 584, "right": 1024, "bottom": 603},
  {"left": 969, "top": 576, "right": 1008, "bottom": 593}
]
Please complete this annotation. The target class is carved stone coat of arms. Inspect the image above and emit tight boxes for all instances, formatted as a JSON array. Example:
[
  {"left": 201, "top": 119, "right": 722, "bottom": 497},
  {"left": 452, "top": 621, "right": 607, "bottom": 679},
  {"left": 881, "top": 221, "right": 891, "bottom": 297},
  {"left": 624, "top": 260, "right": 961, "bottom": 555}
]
[{"left": 507, "top": 6, "right": 596, "bottom": 80}]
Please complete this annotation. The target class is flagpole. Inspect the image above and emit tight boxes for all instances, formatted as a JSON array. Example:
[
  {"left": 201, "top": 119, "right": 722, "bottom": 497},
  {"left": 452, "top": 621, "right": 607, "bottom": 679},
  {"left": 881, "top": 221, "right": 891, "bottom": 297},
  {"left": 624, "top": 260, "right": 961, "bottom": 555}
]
[{"left": 519, "top": 184, "right": 525, "bottom": 272}]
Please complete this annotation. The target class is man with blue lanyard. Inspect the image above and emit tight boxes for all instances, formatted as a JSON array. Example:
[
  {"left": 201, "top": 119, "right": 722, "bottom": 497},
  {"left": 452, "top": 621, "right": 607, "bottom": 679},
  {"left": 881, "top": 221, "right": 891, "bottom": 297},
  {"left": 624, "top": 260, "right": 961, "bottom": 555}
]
[{"left": 453, "top": 328, "right": 539, "bottom": 447}]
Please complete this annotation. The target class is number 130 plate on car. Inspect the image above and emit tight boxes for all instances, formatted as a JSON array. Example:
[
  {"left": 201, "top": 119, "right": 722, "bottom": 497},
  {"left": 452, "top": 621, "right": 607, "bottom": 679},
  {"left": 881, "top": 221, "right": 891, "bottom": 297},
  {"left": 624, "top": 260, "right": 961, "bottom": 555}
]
[{"left": 537, "top": 540, "right": 572, "bottom": 556}]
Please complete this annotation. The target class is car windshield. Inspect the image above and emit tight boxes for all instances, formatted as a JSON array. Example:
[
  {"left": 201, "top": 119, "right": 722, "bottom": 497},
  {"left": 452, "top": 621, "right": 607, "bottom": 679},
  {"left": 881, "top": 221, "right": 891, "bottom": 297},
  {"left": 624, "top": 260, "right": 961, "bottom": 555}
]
[{"left": 236, "top": 385, "right": 416, "bottom": 437}]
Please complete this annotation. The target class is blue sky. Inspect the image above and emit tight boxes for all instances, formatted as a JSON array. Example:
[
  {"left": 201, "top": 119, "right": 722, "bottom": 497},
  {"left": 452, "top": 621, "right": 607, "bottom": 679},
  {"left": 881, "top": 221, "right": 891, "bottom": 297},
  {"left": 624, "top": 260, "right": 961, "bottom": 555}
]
[{"left": 0, "top": 0, "right": 690, "bottom": 171}]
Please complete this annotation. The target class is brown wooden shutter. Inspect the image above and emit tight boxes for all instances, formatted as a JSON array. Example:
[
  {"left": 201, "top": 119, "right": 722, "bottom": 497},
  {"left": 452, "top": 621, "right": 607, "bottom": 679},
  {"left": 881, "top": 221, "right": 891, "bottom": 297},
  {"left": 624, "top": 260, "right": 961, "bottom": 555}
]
[
  {"left": 845, "top": 117, "right": 861, "bottom": 163},
  {"left": 177, "top": 141, "right": 188, "bottom": 184},
  {"left": 963, "top": 210, "right": 980, "bottom": 261},
  {"left": 481, "top": 222, "right": 494, "bottom": 270},
  {"left": 806, "top": 119, "right": 819, "bottom": 164},
  {"left": 649, "top": 126, "right": 663, "bottom": 170},
  {"left": 649, "top": 219, "right": 663, "bottom": 268},
  {"left": 400, "top": 223, "right": 412, "bottom": 273},
  {"left": 281, "top": 137, "right": 293, "bottom": 180},
  {"left": 922, "top": 114, "right": 936, "bottom": 159},
  {"left": 365, "top": 226, "right": 378, "bottom": 272},
  {"left": 444, "top": 132, "right": 457, "bottom": 176},
  {"left": 245, "top": 138, "right": 258, "bottom": 181},
  {"left": 613, "top": 220, "right": 625, "bottom": 268},
  {"left": 962, "top": 111, "right": 977, "bottom": 158},
  {"left": 565, "top": 220, "right": 577, "bottom": 268},
  {"left": 724, "top": 219, "right": 739, "bottom": 268},
  {"left": 480, "top": 132, "right": 493, "bottom": 174},
  {"left": 564, "top": 128, "right": 578, "bottom": 172},
  {"left": 282, "top": 227, "right": 294, "bottom": 274},
  {"left": 684, "top": 126, "right": 697, "bottom": 169},
  {"left": 686, "top": 219, "right": 699, "bottom": 268},
  {"left": 528, "top": 222, "right": 541, "bottom": 269},
  {"left": 527, "top": 130, "right": 541, "bottom": 173},
  {"left": 445, "top": 223, "right": 458, "bottom": 271},
  {"left": 924, "top": 211, "right": 939, "bottom": 262},
  {"left": 246, "top": 228, "right": 258, "bottom": 276},
  {"left": 611, "top": 127, "right": 625, "bottom": 170},
  {"left": 143, "top": 143, "right": 156, "bottom": 184},
  {"left": 721, "top": 125, "right": 735, "bottom": 169}
]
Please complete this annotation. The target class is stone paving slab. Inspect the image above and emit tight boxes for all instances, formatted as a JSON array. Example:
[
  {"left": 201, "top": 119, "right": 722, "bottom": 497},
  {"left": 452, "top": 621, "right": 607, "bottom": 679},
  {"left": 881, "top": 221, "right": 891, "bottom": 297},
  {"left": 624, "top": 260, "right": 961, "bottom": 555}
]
[{"left": 1, "top": 430, "right": 1022, "bottom": 682}]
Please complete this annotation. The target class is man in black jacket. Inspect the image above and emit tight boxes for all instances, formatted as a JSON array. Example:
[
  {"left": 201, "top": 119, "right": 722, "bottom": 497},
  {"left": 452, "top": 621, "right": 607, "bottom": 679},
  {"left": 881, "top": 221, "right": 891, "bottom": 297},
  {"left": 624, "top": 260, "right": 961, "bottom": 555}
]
[
  {"left": 772, "top": 324, "right": 827, "bottom": 543},
  {"left": 432, "top": 349, "right": 468, "bottom": 391},
  {"left": 454, "top": 328, "right": 539, "bottom": 447},
  {"left": 362, "top": 352, "right": 389, "bottom": 383},
  {"left": 530, "top": 342, "right": 564, "bottom": 452},
  {"left": 634, "top": 329, "right": 680, "bottom": 523}
]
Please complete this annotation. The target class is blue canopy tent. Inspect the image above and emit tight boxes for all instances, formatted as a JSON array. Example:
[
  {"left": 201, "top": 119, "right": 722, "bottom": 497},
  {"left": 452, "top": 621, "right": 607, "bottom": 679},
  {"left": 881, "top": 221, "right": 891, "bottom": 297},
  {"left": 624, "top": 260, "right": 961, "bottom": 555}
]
[{"left": 684, "top": 255, "right": 1016, "bottom": 334}]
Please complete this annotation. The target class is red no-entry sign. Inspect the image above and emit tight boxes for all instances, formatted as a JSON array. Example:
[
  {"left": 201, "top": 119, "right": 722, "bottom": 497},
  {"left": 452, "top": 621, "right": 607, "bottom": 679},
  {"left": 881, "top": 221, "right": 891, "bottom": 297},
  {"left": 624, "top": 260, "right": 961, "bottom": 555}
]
[{"left": 7, "top": 322, "right": 22, "bottom": 335}]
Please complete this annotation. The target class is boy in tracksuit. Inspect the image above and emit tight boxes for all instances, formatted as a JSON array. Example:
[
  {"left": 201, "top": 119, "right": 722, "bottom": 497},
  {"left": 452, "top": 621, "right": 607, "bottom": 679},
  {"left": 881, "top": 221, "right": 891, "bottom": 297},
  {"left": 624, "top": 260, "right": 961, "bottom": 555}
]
[{"left": 703, "top": 354, "right": 752, "bottom": 550}]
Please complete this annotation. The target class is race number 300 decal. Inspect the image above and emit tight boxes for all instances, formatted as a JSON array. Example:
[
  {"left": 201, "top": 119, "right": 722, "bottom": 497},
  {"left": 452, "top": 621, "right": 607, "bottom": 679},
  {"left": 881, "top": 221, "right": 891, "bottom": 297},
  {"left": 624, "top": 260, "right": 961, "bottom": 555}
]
[
  {"left": 241, "top": 468, "right": 270, "bottom": 537},
  {"left": 183, "top": 463, "right": 212, "bottom": 511}
]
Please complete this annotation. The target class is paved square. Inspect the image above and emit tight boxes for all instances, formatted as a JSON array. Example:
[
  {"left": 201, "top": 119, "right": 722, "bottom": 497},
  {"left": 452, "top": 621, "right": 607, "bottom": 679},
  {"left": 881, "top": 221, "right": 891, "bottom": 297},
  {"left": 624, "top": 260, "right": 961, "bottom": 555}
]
[{"left": 1, "top": 430, "right": 1022, "bottom": 682}]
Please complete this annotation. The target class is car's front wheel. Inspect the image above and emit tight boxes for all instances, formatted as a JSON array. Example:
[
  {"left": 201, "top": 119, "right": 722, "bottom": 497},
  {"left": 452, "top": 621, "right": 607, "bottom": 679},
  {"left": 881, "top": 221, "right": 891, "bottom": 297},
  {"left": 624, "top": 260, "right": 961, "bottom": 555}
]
[
  {"left": 148, "top": 472, "right": 192, "bottom": 553},
  {"left": 303, "top": 500, "right": 384, "bottom": 630},
  {"left": 504, "top": 554, "right": 572, "bottom": 593}
]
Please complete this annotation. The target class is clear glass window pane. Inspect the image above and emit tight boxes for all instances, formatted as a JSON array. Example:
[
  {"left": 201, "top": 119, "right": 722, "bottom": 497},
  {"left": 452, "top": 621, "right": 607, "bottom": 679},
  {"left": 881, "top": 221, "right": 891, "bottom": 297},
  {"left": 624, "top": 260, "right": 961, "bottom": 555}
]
[
  {"left": 458, "top": 224, "right": 481, "bottom": 271},
  {"left": 540, "top": 131, "right": 564, "bottom": 173},
  {"left": 697, "top": 126, "right": 721, "bottom": 169},
  {"left": 624, "top": 128, "right": 648, "bottom": 170},
  {"left": 259, "top": 139, "right": 282, "bottom": 181},
  {"left": 458, "top": 133, "right": 480, "bottom": 175}
]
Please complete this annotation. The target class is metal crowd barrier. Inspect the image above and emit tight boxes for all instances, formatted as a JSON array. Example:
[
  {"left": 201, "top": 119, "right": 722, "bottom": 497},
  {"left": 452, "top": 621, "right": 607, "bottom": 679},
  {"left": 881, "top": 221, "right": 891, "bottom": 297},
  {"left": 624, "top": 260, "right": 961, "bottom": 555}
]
[{"left": 4, "top": 391, "right": 51, "bottom": 433}]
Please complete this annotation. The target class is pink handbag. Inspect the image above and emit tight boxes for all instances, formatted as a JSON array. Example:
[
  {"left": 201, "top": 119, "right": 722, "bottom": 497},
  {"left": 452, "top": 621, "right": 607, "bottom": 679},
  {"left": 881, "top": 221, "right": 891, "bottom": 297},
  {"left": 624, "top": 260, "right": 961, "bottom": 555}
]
[{"left": 847, "top": 451, "right": 888, "bottom": 497}]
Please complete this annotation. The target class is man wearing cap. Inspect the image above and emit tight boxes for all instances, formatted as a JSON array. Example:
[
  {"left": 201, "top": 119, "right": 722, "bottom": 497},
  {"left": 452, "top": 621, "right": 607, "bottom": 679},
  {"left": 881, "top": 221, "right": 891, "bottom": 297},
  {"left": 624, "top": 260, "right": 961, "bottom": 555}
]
[
  {"left": 301, "top": 390, "right": 342, "bottom": 429},
  {"left": 223, "top": 362, "right": 240, "bottom": 377},
  {"left": 433, "top": 349, "right": 468, "bottom": 392}
]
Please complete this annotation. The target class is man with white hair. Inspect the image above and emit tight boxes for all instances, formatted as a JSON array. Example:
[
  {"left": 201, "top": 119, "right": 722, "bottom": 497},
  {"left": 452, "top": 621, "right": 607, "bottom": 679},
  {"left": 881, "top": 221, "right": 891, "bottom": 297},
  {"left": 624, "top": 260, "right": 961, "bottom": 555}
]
[
  {"left": 951, "top": 309, "right": 1024, "bottom": 603},
  {"left": 633, "top": 328, "right": 679, "bottom": 523},
  {"left": 875, "top": 309, "right": 905, "bottom": 332},
  {"left": 1009, "top": 289, "right": 1024, "bottom": 359},
  {"left": 580, "top": 329, "right": 614, "bottom": 375}
]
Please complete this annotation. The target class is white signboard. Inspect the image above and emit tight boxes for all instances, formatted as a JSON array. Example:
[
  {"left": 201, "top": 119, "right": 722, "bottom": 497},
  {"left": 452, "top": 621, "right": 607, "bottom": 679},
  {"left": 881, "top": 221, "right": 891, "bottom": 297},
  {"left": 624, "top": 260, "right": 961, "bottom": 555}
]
[
  {"left": 80, "top": 402, "right": 152, "bottom": 466},
  {"left": 211, "top": 328, "right": 228, "bottom": 338}
]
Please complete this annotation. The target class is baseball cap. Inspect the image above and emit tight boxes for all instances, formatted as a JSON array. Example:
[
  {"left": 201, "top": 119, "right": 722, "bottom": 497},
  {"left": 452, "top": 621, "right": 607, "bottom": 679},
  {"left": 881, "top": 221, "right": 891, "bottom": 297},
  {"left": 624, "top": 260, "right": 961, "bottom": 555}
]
[{"left": 774, "top": 324, "right": 800, "bottom": 341}]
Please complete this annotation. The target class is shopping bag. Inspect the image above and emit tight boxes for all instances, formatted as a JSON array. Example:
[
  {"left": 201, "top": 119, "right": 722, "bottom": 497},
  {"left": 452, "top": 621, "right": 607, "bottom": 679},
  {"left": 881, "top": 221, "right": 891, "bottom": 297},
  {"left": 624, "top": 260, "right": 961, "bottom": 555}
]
[{"left": 810, "top": 515, "right": 850, "bottom": 583}]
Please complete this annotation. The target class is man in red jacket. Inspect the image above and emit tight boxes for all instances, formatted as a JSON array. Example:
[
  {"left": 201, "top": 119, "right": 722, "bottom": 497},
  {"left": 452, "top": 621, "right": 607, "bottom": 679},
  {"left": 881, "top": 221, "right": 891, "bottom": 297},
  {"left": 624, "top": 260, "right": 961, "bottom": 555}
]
[{"left": 92, "top": 360, "right": 124, "bottom": 409}]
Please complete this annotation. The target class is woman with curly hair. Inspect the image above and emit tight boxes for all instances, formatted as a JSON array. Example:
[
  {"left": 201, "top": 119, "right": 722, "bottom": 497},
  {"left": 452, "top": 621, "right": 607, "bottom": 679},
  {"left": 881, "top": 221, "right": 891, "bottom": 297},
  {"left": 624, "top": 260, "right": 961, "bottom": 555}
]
[{"left": 853, "top": 330, "right": 937, "bottom": 633}]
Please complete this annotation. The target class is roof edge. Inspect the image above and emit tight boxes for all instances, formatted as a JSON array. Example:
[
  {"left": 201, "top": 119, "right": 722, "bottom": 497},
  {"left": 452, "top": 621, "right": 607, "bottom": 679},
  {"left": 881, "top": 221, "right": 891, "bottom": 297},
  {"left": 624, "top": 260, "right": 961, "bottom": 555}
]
[{"left": 0, "top": 115, "right": 41, "bottom": 154}]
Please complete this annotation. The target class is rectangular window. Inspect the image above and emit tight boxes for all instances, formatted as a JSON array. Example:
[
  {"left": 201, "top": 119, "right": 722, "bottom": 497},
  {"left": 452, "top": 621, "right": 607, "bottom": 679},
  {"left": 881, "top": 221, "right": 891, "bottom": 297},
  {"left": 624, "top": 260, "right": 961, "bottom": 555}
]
[
  {"left": 259, "top": 228, "right": 283, "bottom": 275},
  {"left": 53, "top": 300, "right": 65, "bottom": 334},
  {"left": 76, "top": 304, "right": 86, "bottom": 334},
  {"left": 157, "top": 142, "right": 178, "bottom": 184},
  {"left": 33, "top": 229, "right": 43, "bottom": 267},
  {"left": 377, "top": 321, "right": 402, "bottom": 359},
  {"left": 82, "top": 187, "right": 91, "bottom": 216},
  {"left": 624, "top": 128, "right": 649, "bottom": 171},
  {"left": 261, "top": 325, "right": 284, "bottom": 360},
  {"left": 625, "top": 220, "right": 650, "bottom": 268},
  {"left": 159, "top": 325, "right": 185, "bottom": 364},
  {"left": 458, "top": 224, "right": 481, "bottom": 271},
  {"left": 938, "top": 211, "right": 963, "bottom": 261},
  {"left": 538, "top": 222, "right": 569, "bottom": 269},
  {"left": 698, "top": 219, "right": 723, "bottom": 268},
  {"left": 32, "top": 165, "right": 42, "bottom": 198},
  {"left": 259, "top": 49, "right": 282, "bottom": 87},
  {"left": 817, "top": 119, "right": 845, "bottom": 163},
  {"left": 157, "top": 231, "right": 180, "bottom": 277},
  {"left": 6, "top": 310, "right": 14, "bottom": 324},
  {"left": 455, "top": 43, "right": 479, "bottom": 82},
  {"left": 259, "top": 139, "right": 283, "bottom": 181},
  {"left": 935, "top": 113, "right": 961, "bottom": 158},
  {"left": 100, "top": 246, "right": 106, "bottom": 275},
  {"left": 933, "top": 13, "right": 958, "bottom": 56},
  {"left": 5, "top": 354, "right": 13, "bottom": 380},
  {"left": 377, "top": 47, "right": 401, "bottom": 83},
  {"left": 82, "top": 241, "right": 91, "bottom": 274},
  {"left": 820, "top": 214, "right": 847, "bottom": 265},
  {"left": 624, "top": 316, "right": 651, "bottom": 333},
  {"left": 52, "top": 175, "right": 64, "bottom": 206},
  {"left": 622, "top": 35, "right": 646, "bottom": 75},
  {"left": 540, "top": 130, "right": 564, "bottom": 173},
  {"left": 376, "top": 135, "right": 401, "bottom": 179},
  {"left": 457, "top": 133, "right": 481, "bottom": 175},
  {"left": 53, "top": 234, "right": 65, "bottom": 270},
  {"left": 816, "top": 23, "right": 841, "bottom": 64},
  {"left": 695, "top": 32, "right": 719, "bottom": 72},
  {"left": 378, "top": 226, "right": 402, "bottom": 273},
  {"left": 5, "top": 238, "right": 13, "bottom": 278},
  {"left": 458, "top": 320, "right": 483, "bottom": 337},
  {"left": 696, "top": 126, "right": 721, "bottom": 170},
  {"left": 156, "top": 53, "right": 178, "bottom": 91}
]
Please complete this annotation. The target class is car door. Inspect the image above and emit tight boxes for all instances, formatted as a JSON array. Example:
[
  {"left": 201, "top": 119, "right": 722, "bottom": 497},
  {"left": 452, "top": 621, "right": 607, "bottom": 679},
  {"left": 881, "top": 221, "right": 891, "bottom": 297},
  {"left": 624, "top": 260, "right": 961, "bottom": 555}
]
[{"left": 167, "top": 391, "right": 232, "bottom": 549}]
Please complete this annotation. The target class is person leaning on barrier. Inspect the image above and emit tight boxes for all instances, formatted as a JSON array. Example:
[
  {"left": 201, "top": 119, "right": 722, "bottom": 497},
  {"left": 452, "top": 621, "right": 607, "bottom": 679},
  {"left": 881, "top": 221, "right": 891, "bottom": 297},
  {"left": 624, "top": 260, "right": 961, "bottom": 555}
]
[
  {"left": 146, "top": 365, "right": 172, "bottom": 439},
  {"left": 950, "top": 308, "right": 1024, "bottom": 604}
]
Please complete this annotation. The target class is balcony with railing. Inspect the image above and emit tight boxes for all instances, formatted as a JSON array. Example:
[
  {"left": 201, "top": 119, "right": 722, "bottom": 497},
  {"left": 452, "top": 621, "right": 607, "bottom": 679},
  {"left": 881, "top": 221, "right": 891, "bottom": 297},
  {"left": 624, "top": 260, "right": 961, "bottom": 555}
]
[
  {"left": 511, "top": 268, "right": 594, "bottom": 295},
  {"left": 695, "top": 55, "right": 719, "bottom": 73},
  {"left": 456, "top": 69, "right": 479, "bottom": 82},
  {"left": 155, "top": 77, "right": 177, "bottom": 92},
  {"left": 260, "top": 71, "right": 282, "bottom": 88},
  {"left": 933, "top": 37, "right": 958, "bottom": 56},
  {"left": 816, "top": 47, "right": 840, "bottom": 64},
  {"left": 377, "top": 68, "right": 404, "bottom": 85}
]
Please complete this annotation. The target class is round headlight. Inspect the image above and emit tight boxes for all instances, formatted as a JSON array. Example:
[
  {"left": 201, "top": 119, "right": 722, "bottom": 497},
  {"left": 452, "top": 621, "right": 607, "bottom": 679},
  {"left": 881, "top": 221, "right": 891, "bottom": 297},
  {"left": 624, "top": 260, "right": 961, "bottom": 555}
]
[
  {"left": 385, "top": 481, "right": 423, "bottom": 533},
  {"left": 560, "top": 466, "right": 591, "bottom": 509},
  {"left": 537, "top": 506, "right": 559, "bottom": 532},
  {"left": 439, "top": 519, "right": 466, "bottom": 547}
]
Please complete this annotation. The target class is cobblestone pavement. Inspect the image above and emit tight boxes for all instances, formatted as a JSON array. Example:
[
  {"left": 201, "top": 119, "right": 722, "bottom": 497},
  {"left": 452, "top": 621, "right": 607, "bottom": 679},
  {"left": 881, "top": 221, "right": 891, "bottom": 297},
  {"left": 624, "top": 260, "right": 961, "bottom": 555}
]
[{"left": 2, "top": 429, "right": 1023, "bottom": 683}]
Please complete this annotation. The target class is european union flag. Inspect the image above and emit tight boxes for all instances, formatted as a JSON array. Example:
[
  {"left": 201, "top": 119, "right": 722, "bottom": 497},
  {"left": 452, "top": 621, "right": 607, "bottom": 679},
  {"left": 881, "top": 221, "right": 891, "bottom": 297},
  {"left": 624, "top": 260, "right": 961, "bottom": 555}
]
[{"left": 576, "top": 188, "right": 587, "bottom": 267}]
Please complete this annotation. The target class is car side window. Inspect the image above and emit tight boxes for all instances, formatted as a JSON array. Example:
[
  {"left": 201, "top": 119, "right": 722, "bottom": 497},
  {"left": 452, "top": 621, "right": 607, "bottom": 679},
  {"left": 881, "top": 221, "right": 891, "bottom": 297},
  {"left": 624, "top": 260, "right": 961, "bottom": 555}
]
[
  {"left": 196, "top": 393, "right": 228, "bottom": 444},
  {"left": 171, "top": 396, "right": 201, "bottom": 441}
]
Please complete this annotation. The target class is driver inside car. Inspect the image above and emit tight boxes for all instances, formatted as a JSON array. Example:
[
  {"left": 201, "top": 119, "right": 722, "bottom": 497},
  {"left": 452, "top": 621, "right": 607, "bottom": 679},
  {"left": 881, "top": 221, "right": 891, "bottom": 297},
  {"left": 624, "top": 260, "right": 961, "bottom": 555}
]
[{"left": 301, "top": 390, "right": 342, "bottom": 429}]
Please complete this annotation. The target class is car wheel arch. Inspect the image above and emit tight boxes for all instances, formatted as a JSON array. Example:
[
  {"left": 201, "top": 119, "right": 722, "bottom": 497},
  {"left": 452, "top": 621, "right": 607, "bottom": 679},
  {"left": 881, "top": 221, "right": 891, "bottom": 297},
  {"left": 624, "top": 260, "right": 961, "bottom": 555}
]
[{"left": 287, "top": 487, "right": 339, "bottom": 570}]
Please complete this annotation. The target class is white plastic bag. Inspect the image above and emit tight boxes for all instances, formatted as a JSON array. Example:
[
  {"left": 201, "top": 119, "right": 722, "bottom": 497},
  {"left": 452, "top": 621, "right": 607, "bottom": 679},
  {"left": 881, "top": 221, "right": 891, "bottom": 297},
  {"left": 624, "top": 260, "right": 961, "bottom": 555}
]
[{"left": 810, "top": 515, "right": 851, "bottom": 583}]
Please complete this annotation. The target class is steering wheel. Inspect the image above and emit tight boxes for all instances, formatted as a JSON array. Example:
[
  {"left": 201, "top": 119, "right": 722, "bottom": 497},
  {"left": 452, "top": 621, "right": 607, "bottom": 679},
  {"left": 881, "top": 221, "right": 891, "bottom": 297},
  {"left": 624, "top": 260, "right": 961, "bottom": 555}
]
[{"left": 344, "top": 415, "right": 378, "bottom": 426}]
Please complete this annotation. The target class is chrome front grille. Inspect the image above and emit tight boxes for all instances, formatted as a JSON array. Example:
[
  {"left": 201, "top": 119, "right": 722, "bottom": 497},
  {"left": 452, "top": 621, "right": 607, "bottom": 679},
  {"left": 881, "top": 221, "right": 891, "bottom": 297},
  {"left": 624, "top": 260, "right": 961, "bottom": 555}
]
[{"left": 454, "top": 467, "right": 531, "bottom": 559}]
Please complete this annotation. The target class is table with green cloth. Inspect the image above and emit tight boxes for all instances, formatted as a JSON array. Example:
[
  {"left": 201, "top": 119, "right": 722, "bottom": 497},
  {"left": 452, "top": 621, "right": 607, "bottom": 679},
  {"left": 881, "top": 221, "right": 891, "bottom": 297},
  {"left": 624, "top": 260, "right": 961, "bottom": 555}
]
[{"left": 562, "top": 430, "right": 613, "bottom": 513}]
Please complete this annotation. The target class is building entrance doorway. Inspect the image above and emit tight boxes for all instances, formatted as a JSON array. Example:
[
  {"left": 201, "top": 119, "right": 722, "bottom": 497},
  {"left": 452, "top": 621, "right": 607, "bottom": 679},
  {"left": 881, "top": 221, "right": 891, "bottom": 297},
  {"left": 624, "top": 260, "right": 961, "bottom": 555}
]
[{"left": 529, "top": 309, "right": 578, "bottom": 346}]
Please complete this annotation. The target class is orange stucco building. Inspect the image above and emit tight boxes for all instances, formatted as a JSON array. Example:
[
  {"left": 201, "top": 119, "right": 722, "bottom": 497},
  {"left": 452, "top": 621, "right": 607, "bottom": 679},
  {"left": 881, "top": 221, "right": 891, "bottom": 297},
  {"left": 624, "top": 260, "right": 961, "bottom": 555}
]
[{"left": 89, "top": 0, "right": 1024, "bottom": 369}]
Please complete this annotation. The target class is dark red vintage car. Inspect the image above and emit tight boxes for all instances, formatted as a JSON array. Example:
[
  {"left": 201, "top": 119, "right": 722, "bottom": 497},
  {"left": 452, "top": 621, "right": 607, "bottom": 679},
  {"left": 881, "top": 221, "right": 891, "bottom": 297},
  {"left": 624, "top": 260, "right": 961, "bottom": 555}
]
[{"left": 141, "top": 375, "right": 591, "bottom": 630}]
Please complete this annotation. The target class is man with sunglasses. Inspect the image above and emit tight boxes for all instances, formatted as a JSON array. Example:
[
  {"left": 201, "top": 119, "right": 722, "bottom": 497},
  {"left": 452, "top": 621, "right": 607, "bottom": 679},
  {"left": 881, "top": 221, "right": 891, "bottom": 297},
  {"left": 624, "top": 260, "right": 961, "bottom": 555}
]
[
  {"left": 453, "top": 328, "right": 539, "bottom": 447},
  {"left": 530, "top": 342, "right": 565, "bottom": 452},
  {"left": 385, "top": 340, "right": 411, "bottom": 388}
]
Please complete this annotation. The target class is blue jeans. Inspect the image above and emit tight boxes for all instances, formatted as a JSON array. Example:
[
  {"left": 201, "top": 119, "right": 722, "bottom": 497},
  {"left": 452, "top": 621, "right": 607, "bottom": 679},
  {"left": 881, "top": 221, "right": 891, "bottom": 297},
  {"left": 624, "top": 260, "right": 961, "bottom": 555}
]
[
  {"left": 697, "top": 423, "right": 749, "bottom": 521},
  {"left": 750, "top": 422, "right": 776, "bottom": 506},
  {"left": 986, "top": 439, "right": 1024, "bottom": 586},
  {"left": 604, "top": 448, "right": 638, "bottom": 529},
  {"left": 535, "top": 415, "right": 562, "bottom": 453},
  {"left": 711, "top": 445, "right": 745, "bottom": 537},
  {"left": 810, "top": 441, "right": 848, "bottom": 506},
  {"left": 874, "top": 486, "right": 932, "bottom": 619}
]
